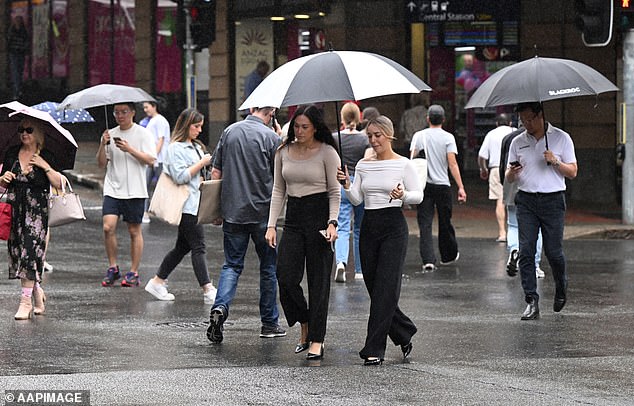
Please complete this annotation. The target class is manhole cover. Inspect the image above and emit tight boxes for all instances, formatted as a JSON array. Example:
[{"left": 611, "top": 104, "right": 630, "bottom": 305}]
[{"left": 156, "top": 321, "right": 234, "bottom": 329}]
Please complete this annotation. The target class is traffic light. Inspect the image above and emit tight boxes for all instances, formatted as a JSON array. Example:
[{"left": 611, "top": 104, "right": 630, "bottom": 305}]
[
  {"left": 190, "top": 0, "right": 216, "bottom": 51},
  {"left": 174, "top": 0, "right": 186, "bottom": 48},
  {"left": 621, "top": 0, "right": 634, "bottom": 30},
  {"left": 574, "top": 0, "right": 614, "bottom": 47}
]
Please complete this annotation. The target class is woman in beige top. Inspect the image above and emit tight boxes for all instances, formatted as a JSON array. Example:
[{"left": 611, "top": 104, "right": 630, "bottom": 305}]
[{"left": 266, "top": 105, "right": 341, "bottom": 360}]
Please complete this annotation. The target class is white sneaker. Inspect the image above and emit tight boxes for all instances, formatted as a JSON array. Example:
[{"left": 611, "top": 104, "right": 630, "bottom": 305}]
[
  {"left": 203, "top": 286, "right": 218, "bottom": 304},
  {"left": 536, "top": 267, "right": 545, "bottom": 278},
  {"left": 354, "top": 272, "right": 364, "bottom": 280},
  {"left": 440, "top": 252, "right": 460, "bottom": 265},
  {"left": 145, "top": 279, "right": 175, "bottom": 301},
  {"left": 43, "top": 261, "right": 54, "bottom": 272},
  {"left": 142, "top": 214, "right": 151, "bottom": 224},
  {"left": 335, "top": 262, "right": 346, "bottom": 283},
  {"left": 422, "top": 263, "right": 437, "bottom": 272}
]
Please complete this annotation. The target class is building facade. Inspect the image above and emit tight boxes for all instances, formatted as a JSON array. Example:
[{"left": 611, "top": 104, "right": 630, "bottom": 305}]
[{"left": 1, "top": 0, "right": 621, "bottom": 206}]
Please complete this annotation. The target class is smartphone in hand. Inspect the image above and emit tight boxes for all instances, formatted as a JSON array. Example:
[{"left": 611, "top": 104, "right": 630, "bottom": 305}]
[
  {"left": 510, "top": 161, "right": 522, "bottom": 168},
  {"left": 319, "top": 229, "right": 334, "bottom": 252}
]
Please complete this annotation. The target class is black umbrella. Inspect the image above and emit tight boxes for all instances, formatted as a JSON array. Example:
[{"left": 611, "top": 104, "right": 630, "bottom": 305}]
[{"left": 465, "top": 56, "right": 618, "bottom": 148}]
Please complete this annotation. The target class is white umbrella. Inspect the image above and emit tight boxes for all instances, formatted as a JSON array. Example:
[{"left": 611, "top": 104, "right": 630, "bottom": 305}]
[
  {"left": 239, "top": 50, "right": 431, "bottom": 110},
  {"left": 58, "top": 84, "right": 156, "bottom": 128},
  {"left": 0, "top": 101, "right": 79, "bottom": 170}
]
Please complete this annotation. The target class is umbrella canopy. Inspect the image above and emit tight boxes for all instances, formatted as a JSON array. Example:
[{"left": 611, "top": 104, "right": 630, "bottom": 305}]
[
  {"left": 465, "top": 56, "right": 619, "bottom": 109},
  {"left": 31, "top": 101, "right": 95, "bottom": 124},
  {"left": 58, "top": 84, "right": 156, "bottom": 110},
  {"left": 239, "top": 50, "right": 431, "bottom": 110},
  {"left": 0, "top": 101, "right": 78, "bottom": 170}
]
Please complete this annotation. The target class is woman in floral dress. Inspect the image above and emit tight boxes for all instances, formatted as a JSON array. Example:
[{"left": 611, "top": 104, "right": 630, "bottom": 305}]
[{"left": 0, "top": 119, "right": 61, "bottom": 320}]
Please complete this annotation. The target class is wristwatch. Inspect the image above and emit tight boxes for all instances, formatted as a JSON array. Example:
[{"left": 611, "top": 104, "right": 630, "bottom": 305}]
[{"left": 328, "top": 220, "right": 338, "bottom": 228}]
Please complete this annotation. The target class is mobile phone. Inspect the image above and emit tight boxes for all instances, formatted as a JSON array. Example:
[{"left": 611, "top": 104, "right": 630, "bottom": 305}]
[
  {"left": 510, "top": 161, "right": 521, "bottom": 168},
  {"left": 319, "top": 230, "right": 334, "bottom": 252},
  {"left": 389, "top": 183, "right": 401, "bottom": 203},
  {"left": 113, "top": 137, "right": 122, "bottom": 142}
]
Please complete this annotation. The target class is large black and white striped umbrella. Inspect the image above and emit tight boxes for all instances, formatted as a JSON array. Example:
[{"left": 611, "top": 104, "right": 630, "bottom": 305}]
[{"left": 239, "top": 50, "right": 431, "bottom": 110}]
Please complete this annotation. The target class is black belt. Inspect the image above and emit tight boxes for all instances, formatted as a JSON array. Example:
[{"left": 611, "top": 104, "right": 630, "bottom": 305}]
[{"left": 518, "top": 190, "right": 564, "bottom": 197}]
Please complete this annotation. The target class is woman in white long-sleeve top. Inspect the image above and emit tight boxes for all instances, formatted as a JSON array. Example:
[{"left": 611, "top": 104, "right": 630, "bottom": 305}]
[{"left": 338, "top": 115, "right": 423, "bottom": 366}]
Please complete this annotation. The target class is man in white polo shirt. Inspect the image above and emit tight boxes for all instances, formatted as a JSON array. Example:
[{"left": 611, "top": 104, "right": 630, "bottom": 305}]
[{"left": 505, "top": 102, "right": 578, "bottom": 320}]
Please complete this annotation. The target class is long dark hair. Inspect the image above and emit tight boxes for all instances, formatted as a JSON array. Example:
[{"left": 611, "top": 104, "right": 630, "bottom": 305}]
[
  {"left": 282, "top": 105, "right": 336, "bottom": 150},
  {"left": 171, "top": 108, "right": 207, "bottom": 152}
]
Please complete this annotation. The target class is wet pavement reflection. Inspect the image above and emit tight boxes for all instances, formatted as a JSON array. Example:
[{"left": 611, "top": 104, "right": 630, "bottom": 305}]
[{"left": 1, "top": 185, "right": 633, "bottom": 404}]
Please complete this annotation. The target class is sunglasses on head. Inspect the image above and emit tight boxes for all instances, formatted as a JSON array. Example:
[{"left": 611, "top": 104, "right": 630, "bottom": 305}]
[{"left": 17, "top": 126, "right": 34, "bottom": 134}]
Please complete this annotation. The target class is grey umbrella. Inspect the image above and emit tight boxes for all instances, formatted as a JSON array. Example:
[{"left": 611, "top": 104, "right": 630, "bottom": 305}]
[
  {"left": 58, "top": 84, "right": 156, "bottom": 128},
  {"left": 465, "top": 56, "right": 618, "bottom": 148},
  {"left": 465, "top": 56, "right": 618, "bottom": 108}
]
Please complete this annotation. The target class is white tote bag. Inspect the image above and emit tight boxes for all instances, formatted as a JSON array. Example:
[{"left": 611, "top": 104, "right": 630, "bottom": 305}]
[
  {"left": 148, "top": 172, "right": 189, "bottom": 225},
  {"left": 48, "top": 175, "right": 86, "bottom": 227}
]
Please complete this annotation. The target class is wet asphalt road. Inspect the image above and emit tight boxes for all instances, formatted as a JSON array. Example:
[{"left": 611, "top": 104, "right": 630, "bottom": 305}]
[{"left": 0, "top": 184, "right": 633, "bottom": 405}]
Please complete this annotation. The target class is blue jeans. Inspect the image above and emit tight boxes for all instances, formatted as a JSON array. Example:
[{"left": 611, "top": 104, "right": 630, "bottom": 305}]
[
  {"left": 335, "top": 181, "right": 364, "bottom": 274},
  {"left": 507, "top": 205, "right": 542, "bottom": 268},
  {"left": 145, "top": 163, "right": 163, "bottom": 212},
  {"left": 516, "top": 191, "right": 568, "bottom": 303},
  {"left": 213, "top": 221, "right": 280, "bottom": 327}
]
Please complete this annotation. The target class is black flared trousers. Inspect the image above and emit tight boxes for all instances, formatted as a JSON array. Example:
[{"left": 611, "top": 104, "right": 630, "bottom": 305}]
[
  {"left": 359, "top": 207, "right": 417, "bottom": 360},
  {"left": 276, "top": 193, "right": 333, "bottom": 342}
]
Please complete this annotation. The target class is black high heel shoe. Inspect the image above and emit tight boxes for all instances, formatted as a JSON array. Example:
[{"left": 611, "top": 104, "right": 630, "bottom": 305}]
[
  {"left": 295, "top": 342, "right": 309, "bottom": 354},
  {"left": 363, "top": 357, "right": 383, "bottom": 366},
  {"left": 306, "top": 343, "right": 324, "bottom": 360},
  {"left": 401, "top": 342, "right": 413, "bottom": 359}
]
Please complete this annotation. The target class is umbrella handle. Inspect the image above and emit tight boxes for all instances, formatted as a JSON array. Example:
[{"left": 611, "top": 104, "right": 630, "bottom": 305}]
[{"left": 334, "top": 101, "right": 346, "bottom": 186}]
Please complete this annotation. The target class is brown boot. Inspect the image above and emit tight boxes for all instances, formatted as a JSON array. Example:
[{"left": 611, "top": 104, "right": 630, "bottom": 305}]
[
  {"left": 14, "top": 295, "right": 33, "bottom": 320},
  {"left": 33, "top": 286, "right": 46, "bottom": 315}
]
